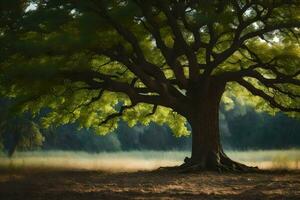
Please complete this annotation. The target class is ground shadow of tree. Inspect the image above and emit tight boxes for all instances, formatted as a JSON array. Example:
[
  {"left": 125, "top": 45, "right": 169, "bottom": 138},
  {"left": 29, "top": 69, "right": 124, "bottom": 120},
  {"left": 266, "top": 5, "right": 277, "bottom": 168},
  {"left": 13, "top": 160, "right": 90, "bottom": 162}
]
[{"left": 0, "top": 169, "right": 299, "bottom": 200}]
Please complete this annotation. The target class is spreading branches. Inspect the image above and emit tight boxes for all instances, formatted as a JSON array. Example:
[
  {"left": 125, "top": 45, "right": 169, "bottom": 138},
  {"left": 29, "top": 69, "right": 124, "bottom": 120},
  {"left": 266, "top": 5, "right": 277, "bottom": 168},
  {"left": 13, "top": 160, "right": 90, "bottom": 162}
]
[
  {"left": 218, "top": 38, "right": 300, "bottom": 104},
  {"left": 74, "top": 0, "right": 188, "bottom": 105},
  {"left": 99, "top": 103, "right": 137, "bottom": 125},
  {"left": 5, "top": 0, "right": 300, "bottom": 120},
  {"left": 241, "top": 21, "right": 300, "bottom": 42},
  {"left": 221, "top": 66, "right": 300, "bottom": 97},
  {"left": 100, "top": 103, "right": 157, "bottom": 125},
  {"left": 134, "top": 0, "right": 189, "bottom": 88},
  {"left": 59, "top": 89, "right": 105, "bottom": 118},
  {"left": 237, "top": 78, "right": 300, "bottom": 112},
  {"left": 85, "top": 0, "right": 300, "bottom": 114},
  {"left": 61, "top": 69, "right": 171, "bottom": 107},
  {"left": 156, "top": 0, "right": 199, "bottom": 81},
  {"left": 211, "top": 1, "right": 300, "bottom": 70},
  {"left": 219, "top": 61, "right": 300, "bottom": 102},
  {"left": 146, "top": 104, "right": 158, "bottom": 117}
]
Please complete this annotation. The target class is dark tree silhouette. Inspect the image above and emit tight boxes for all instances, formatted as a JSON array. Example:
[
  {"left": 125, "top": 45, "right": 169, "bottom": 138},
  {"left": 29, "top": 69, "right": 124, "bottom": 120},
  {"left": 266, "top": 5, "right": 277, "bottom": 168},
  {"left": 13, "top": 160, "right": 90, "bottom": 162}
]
[{"left": 1, "top": 0, "right": 300, "bottom": 171}]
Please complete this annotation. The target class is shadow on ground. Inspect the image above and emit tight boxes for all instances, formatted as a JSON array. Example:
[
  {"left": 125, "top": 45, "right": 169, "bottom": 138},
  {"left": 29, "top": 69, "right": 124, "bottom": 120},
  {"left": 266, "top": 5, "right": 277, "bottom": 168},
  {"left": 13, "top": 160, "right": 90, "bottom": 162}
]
[{"left": 0, "top": 168, "right": 299, "bottom": 200}]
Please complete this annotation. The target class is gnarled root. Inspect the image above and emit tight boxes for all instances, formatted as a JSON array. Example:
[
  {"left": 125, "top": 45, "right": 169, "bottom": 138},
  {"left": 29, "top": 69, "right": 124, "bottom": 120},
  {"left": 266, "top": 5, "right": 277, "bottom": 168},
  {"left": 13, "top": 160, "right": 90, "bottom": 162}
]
[
  {"left": 159, "top": 152, "right": 259, "bottom": 173},
  {"left": 179, "top": 151, "right": 259, "bottom": 173}
]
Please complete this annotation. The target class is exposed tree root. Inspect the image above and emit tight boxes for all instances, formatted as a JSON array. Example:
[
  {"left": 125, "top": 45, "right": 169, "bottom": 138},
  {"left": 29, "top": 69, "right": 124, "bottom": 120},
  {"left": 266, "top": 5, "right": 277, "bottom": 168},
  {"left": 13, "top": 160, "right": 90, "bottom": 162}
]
[{"left": 158, "top": 152, "right": 259, "bottom": 173}]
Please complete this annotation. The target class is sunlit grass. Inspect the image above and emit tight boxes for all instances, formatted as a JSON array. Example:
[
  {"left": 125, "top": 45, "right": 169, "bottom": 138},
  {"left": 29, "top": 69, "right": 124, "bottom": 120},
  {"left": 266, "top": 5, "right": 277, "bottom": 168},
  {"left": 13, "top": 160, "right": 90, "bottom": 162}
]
[
  {"left": 0, "top": 150, "right": 299, "bottom": 172},
  {"left": 0, "top": 151, "right": 186, "bottom": 172},
  {"left": 227, "top": 150, "right": 300, "bottom": 170}
]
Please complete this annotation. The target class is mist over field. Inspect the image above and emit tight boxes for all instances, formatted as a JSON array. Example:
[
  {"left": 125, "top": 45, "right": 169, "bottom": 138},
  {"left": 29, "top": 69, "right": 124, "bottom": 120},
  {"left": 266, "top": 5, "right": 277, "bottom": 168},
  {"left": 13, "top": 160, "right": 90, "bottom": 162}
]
[
  {"left": 1, "top": 101, "right": 300, "bottom": 173},
  {"left": 1, "top": 99, "right": 300, "bottom": 174},
  {"left": 1, "top": 150, "right": 299, "bottom": 172}
]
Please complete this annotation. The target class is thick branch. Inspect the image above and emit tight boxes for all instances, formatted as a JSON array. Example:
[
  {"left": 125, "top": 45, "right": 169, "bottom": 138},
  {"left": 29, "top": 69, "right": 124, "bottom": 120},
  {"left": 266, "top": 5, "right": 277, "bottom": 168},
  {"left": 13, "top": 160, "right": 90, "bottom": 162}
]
[
  {"left": 212, "top": 6, "right": 300, "bottom": 69},
  {"left": 241, "top": 22, "right": 300, "bottom": 42},
  {"left": 98, "top": 6, "right": 169, "bottom": 85},
  {"left": 237, "top": 79, "right": 300, "bottom": 112},
  {"left": 157, "top": 0, "right": 199, "bottom": 81},
  {"left": 134, "top": 0, "right": 188, "bottom": 87},
  {"left": 61, "top": 69, "right": 171, "bottom": 107},
  {"left": 99, "top": 104, "right": 136, "bottom": 125}
]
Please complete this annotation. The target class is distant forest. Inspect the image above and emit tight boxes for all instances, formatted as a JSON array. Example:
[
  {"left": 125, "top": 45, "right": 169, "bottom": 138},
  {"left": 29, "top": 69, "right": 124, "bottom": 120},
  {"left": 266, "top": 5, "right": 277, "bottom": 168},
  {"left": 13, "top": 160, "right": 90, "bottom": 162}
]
[{"left": 0, "top": 99, "right": 300, "bottom": 155}]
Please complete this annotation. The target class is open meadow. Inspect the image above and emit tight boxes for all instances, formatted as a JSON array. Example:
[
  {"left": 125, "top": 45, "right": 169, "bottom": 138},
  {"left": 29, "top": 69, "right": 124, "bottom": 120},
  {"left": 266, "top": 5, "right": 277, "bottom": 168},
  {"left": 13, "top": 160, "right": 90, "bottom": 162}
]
[{"left": 0, "top": 150, "right": 300, "bottom": 200}]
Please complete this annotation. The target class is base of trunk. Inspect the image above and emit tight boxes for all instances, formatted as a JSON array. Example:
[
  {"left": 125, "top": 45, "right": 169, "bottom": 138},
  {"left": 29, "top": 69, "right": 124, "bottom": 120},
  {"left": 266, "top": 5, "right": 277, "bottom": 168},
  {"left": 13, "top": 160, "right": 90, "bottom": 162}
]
[
  {"left": 166, "top": 82, "right": 259, "bottom": 173},
  {"left": 159, "top": 151, "right": 259, "bottom": 173}
]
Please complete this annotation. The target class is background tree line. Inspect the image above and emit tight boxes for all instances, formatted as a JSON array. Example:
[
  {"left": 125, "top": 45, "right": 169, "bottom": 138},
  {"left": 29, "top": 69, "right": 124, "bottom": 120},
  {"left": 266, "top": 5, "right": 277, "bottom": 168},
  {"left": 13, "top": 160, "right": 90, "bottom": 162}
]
[{"left": 1, "top": 99, "right": 299, "bottom": 156}]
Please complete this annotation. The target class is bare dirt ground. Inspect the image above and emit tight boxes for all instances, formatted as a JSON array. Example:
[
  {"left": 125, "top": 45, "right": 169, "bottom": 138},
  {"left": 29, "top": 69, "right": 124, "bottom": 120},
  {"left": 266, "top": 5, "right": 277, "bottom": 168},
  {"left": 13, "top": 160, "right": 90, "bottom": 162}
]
[{"left": 0, "top": 168, "right": 299, "bottom": 200}]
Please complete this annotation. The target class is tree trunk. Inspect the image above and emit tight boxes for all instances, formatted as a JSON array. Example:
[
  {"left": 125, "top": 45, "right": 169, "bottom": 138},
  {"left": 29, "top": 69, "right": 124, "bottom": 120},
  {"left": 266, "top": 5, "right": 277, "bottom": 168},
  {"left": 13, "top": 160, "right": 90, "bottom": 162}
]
[
  {"left": 185, "top": 81, "right": 224, "bottom": 169},
  {"left": 180, "top": 81, "right": 257, "bottom": 172}
]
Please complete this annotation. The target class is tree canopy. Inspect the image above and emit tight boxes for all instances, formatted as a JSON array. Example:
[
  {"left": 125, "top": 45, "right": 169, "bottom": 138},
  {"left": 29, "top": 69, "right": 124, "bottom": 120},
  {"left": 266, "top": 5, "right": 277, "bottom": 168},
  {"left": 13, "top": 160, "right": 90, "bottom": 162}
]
[{"left": 1, "top": 0, "right": 300, "bottom": 136}]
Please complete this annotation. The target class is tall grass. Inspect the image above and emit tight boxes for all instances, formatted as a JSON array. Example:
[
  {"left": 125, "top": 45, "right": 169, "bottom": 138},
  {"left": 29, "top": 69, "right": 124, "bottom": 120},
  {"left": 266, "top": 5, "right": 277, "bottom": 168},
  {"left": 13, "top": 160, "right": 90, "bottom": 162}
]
[
  {"left": 0, "top": 150, "right": 299, "bottom": 172},
  {"left": 227, "top": 150, "right": 300, "bottom": 169}
]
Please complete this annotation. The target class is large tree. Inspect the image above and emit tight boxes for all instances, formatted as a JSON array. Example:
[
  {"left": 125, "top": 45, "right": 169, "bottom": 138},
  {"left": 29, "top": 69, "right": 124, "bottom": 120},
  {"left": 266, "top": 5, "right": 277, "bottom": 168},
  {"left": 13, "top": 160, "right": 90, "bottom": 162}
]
[{"left": 1, "top": 0, "right": 300, "bottom": 171}]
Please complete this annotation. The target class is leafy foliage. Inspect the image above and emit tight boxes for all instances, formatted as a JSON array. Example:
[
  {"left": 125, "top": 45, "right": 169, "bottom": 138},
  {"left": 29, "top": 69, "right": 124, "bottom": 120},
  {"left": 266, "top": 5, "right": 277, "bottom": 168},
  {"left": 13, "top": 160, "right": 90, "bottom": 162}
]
[{"left": 0, "top": 0, "right": 299, "bottom": 136}]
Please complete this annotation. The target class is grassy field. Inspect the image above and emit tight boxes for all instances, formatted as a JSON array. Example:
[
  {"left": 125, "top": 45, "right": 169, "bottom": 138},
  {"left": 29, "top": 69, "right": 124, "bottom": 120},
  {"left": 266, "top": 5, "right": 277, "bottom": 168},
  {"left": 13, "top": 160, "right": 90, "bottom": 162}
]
[
  {"left": 0, "top": 150, "right": 299, "bottom": 171},
  {"left": 1, "top": 150, "right": 300, "bottom": 200}
]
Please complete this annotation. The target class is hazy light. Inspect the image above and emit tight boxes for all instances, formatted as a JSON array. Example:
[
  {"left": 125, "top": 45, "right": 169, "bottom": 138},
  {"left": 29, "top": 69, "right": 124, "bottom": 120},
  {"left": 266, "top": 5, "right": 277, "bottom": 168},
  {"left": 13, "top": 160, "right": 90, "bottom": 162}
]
[
  {"left": 0, "top": 150, "right": 299, "bottom": 172},
  {"left": 25, "top": 3, "right": 37, "bottom": 12},
  {"left": 273, "top": 36, "right": 280, "bottom": 43}
]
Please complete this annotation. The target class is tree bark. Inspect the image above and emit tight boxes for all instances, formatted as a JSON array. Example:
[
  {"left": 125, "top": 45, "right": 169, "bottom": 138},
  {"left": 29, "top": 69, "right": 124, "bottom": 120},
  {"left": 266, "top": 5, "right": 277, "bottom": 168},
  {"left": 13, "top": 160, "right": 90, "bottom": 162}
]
[
  {"left": 184, "top": 81, "right": 224, "bottom": 169},
  {"left": 179, "top": 81, "right": 257, "bottom": 172}
]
